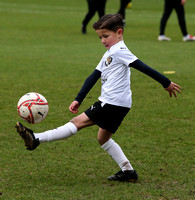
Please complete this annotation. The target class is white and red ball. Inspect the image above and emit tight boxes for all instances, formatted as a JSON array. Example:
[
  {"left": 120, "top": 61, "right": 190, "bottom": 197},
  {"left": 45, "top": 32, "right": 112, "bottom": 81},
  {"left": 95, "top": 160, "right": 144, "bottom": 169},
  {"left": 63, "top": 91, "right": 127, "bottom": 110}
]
[{"left": 17, "top": 92, "right": 49, "bottom": 124}]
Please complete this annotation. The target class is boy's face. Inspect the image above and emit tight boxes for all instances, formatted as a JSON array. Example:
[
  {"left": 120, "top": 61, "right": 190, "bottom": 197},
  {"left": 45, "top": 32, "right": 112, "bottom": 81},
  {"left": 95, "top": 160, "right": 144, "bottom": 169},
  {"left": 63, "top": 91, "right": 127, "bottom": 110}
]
[{"left": 95, "top": 29, "right": 123, "bottom": 50}]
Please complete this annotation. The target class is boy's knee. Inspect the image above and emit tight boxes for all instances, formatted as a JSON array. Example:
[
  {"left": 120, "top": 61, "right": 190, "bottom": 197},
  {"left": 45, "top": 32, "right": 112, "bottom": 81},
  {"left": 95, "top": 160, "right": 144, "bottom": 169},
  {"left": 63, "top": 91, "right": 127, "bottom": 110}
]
[
  {"left": 97, "top": 132, "right": 112, "bottom": 146},
  {"left": 97, "top": 136, "right": 102, "bottom": 145},
  {"left": 70, "top": 117, "right": 79, "bottom": 129}
]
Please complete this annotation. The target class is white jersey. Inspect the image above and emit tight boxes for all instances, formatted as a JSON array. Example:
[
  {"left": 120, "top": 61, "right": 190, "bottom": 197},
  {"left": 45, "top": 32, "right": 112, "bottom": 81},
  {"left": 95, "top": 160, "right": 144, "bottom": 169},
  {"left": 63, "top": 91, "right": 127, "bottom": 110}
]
[{"left": 96, "top": 40, "right": 138, "bottom": 108}]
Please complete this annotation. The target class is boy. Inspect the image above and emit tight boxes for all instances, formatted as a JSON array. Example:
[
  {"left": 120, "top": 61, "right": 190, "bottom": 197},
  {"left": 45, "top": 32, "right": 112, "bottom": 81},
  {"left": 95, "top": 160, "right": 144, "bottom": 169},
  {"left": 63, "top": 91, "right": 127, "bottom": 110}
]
[{"left": 16, "top": 14, "right": 180, "bottom": 182}]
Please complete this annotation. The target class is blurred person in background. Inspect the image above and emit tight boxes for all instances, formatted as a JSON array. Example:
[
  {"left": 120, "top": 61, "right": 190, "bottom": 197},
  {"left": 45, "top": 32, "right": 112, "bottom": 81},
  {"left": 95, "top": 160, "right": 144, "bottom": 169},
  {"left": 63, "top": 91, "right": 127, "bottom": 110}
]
[
  {"left": 118, "top": 0, "right": 132, "bottom": 25},
  {"left": 158, "top": 0, "right": 195, "bottom": 41},
  {"left": 81, "top": 0, "right": 107, "bottom": 34}
]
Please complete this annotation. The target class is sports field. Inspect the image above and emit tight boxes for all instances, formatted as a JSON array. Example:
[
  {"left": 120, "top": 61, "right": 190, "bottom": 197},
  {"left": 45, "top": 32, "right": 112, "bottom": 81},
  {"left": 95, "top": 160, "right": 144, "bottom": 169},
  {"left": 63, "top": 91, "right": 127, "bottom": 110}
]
[{"left": 0, "top": 0, "right": 194, "bottom": 199}]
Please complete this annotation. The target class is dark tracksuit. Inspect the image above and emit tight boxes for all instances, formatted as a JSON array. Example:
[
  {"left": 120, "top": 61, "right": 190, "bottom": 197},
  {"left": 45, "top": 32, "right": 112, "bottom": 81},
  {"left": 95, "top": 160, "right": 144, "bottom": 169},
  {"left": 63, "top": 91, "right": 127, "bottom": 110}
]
[
  {"left": 160, "top": 0, "right": 188, "bottom": 36},
  {"left": 118, "top": 0, "right": 132, "bottom": 20},
  {"left": 82, "top": 0, "right": 107, "bottom": 31}
]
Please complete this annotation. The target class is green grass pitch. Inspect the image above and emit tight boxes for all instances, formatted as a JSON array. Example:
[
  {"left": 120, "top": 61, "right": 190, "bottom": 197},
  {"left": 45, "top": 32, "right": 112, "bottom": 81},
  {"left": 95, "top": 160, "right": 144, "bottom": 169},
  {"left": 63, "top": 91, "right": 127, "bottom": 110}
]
[{"left": 0, "top": 0, "right": 194, "bottom": 199}]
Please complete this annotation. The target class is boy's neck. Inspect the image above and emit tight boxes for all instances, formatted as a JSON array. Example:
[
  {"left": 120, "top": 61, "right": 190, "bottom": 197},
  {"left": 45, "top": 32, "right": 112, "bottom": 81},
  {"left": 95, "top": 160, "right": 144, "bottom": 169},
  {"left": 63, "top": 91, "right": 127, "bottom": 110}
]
[{"left": 108, "top": 40, "right": 123, "bottom": 50}]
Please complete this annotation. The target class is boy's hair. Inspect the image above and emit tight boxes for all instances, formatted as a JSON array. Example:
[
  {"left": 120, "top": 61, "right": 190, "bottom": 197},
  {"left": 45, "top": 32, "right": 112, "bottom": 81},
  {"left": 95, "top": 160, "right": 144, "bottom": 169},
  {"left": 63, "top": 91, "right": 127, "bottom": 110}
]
[{"left": 93, "top": 14, "right": 124, "bottom": 32}]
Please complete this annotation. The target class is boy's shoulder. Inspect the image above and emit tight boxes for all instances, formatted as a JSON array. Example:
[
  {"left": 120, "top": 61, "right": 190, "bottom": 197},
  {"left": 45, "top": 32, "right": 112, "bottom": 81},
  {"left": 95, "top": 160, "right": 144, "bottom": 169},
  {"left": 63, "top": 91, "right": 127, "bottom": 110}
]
[
  {"left": 107, "top": 41, "right": 137, "bottom": 63},
  {"left": 110, "top": 41, "right": 129, "bottom": 53}
]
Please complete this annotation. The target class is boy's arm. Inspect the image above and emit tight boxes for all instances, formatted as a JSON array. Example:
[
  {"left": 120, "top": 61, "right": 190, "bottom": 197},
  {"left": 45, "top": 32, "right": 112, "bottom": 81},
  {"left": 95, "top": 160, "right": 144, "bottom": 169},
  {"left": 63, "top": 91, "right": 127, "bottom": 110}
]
[
  {"left": 129, "top": 59, "right": 180, "bottom": 97},
  {"left": 69, "top": 69, "right": 101, "bottom": 113}
]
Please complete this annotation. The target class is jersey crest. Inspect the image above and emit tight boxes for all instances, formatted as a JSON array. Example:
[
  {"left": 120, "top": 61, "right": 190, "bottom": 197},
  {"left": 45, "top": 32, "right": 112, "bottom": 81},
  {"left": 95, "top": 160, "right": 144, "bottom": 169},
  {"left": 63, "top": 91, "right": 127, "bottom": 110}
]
[{"left": 105, "top": 56, "right": 113, "bottom": 66}]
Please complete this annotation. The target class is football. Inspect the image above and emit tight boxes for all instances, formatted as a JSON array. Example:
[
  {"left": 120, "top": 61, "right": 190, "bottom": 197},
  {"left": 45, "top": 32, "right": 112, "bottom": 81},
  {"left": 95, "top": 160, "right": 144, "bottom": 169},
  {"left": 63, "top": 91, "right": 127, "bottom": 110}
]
[{"left": 17, "top": 92, "right": 49, "bottom": 124}]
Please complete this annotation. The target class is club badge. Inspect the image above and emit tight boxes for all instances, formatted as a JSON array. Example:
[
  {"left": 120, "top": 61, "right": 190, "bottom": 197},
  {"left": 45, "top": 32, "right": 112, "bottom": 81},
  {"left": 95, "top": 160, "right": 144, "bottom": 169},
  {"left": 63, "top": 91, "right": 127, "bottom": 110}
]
[{"left": 105, "top": 56, "right": 113, "bottom": 66}]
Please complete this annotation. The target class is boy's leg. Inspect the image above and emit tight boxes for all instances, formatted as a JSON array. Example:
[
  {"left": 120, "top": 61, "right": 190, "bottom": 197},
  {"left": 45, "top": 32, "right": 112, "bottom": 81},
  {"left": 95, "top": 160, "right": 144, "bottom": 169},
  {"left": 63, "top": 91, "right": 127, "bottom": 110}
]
[
  {"left": 98, "top": 128, "right": 133, "bottom": 171},
  {"left": 16, "top": 112, "right": 94, "bottom": 150},
  {"left": 34, "top": 122, "right": 77, "bottom": 143},
  {"left": 36, "top": 113, "right": 94, "bottom": 143},
  {"left": 98, "top": 128, "right": 138, "bottom": 182}
]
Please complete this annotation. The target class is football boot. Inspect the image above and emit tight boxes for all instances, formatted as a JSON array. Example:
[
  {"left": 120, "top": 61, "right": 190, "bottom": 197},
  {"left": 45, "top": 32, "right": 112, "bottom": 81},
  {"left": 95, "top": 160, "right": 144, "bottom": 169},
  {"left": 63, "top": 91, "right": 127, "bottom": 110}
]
[
  {"left": 15, "top": 122, "right": 39, "bottom": 150},
  {"left": 108, "top": 169, "right": 138, "bottom": 182}
]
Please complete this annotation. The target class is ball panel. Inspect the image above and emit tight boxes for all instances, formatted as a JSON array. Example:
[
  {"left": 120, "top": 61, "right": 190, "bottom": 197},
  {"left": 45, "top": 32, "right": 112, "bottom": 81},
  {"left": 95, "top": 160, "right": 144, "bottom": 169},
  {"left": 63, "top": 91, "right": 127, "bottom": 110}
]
[{"left": 31, "top": 104, "right": 49, "bottom": 124}]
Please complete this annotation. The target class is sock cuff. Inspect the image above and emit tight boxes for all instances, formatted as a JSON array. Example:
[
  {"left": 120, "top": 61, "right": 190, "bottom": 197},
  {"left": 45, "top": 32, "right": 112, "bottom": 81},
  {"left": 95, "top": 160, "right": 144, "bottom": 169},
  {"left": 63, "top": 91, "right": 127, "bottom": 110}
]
[
  {"left": 101, "top": 138, "right": 115, "bottom": 151},
  {"left": 66, "top": 122, "right": 78, "bottom": 135}
]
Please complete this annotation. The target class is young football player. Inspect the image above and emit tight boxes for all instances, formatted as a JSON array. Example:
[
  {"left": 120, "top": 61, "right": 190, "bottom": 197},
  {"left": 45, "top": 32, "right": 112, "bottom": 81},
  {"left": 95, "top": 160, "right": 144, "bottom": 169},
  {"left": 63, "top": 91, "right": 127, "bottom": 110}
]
[{"left": 16, "top": 14, "right": 180, "bottom": 182}]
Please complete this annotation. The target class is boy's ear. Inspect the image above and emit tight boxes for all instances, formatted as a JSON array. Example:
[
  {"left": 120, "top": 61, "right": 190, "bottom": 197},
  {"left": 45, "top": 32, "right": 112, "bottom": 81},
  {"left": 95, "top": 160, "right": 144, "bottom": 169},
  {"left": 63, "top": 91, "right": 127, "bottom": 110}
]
[
  {"left": 117, "top": 28, "right": 123, "bottom": 36},
  {"left": 117, "top": 28, "right": 123, "bottom": 34}
]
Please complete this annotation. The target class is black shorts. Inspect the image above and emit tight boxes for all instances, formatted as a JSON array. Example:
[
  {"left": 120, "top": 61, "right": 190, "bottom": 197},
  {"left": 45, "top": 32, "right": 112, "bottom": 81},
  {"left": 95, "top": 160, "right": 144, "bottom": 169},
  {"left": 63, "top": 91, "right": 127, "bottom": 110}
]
[{"left": 85, "top": 101, "right": 130, "bottom": 133}]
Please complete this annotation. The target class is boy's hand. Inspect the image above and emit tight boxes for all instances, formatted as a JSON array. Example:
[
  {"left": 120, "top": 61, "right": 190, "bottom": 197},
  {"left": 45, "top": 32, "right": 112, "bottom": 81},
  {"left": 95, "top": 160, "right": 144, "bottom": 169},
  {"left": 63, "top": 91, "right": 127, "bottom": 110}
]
[
  {"left": 69, "top": 101, "right": 80, "bottom": 114},
  {"left": 165, "top": 81, "right": 181, "bottom": 97}
]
